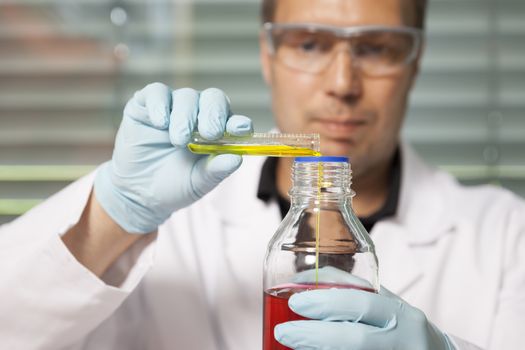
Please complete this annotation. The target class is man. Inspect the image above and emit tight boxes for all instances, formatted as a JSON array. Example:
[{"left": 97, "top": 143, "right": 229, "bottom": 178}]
[{"left": 1, "top": 0, "right": 523, "bottom": 349}]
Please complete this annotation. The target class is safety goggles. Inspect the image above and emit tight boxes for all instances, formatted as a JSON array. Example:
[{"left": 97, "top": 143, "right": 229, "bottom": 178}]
[{"left": 263, "top": 22, "right": 422, "bottom": 76}]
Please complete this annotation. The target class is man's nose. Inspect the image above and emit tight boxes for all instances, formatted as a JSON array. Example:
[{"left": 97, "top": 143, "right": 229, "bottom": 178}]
[{"left": 324, "top": 48, "right": 362, "bottom": 100}]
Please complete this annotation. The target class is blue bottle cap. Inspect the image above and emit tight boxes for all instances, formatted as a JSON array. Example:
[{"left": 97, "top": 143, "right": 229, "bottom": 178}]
[{"left": 295, "top": 156, "right": 349, "bottom": 163}]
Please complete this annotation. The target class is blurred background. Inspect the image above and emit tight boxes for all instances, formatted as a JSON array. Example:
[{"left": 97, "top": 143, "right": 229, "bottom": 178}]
[{"left": 0, "top": 0, "right": 524, "bottom": 224}]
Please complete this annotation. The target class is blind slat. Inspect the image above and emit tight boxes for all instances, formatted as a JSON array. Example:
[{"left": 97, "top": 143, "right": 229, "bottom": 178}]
[{"left": 1, "top": 0, "right": 524, "bottom": 221}]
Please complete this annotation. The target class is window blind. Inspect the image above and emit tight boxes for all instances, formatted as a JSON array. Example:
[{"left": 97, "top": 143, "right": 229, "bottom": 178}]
[{"left": 0, "top": 0, "right": 524, "bottom": 224}]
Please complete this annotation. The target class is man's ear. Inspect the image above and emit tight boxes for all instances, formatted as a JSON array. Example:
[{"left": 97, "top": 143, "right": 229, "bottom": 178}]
[{"left": 259, "top": 31, "right": 272, "bottom": 86}]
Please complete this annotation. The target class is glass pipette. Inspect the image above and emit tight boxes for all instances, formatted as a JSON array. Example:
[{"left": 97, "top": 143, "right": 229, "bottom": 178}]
[{"left": 188, "top": 132, "right": 321, "bottom": 157}]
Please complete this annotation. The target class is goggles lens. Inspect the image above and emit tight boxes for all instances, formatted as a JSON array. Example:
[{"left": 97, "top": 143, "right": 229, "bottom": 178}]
[{"left": 266, "top": 24, "right": 421, "bottom": 76}]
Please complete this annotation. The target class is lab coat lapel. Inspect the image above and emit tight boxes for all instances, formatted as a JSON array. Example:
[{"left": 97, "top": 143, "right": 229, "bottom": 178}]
[
  {"left": 208, "top": 156, "right": 281, "bottom": 300},
  {"left": 372, "top": 221, "right": 423, "bottom": 295},
  {"left": 205, "top": 157, "right": 281, "bottom": 347},
  {"left": 397, "top": 142, "right": 457, "bottom": 244},
  {"left": 373, "top": 142, "right": 457, "bottom": 295}
]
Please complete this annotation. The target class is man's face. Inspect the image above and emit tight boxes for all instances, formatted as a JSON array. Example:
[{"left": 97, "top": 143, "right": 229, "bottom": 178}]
[{"left": 260, "top": 0, "right": 421, "bottom": 178}]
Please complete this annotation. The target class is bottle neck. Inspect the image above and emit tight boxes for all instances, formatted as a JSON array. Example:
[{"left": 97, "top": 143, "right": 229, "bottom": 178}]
[{"left": 290, "top": 161, "right": 354, "bottom": 204}]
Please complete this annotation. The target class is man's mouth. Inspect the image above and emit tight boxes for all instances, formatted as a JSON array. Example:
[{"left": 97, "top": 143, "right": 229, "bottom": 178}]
[{"left": 313, "top": 118, "right": 367, "bottom": 137}]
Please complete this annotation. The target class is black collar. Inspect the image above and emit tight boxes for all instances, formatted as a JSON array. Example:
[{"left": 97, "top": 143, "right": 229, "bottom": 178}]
[{"left": 256, "top": 150, "right": 401, "bottom": 233}]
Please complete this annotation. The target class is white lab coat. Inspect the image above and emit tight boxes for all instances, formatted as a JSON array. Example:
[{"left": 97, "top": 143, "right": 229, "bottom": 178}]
[{"left": 1, "top": 143, "right": 524, "bottom": 350}]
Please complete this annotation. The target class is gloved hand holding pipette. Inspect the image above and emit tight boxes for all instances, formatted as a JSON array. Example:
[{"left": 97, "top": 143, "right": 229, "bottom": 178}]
[{"left": 94, "top": 83, "right": 253, "bottom": 234}]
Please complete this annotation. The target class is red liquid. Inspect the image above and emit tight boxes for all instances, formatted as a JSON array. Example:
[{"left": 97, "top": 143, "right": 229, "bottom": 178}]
[{"left": 263, "top": 283, "right": 376, "bottom": 350}]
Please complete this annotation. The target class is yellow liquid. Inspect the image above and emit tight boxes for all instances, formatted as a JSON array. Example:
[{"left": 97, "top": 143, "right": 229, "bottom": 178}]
[
  {"left": 315, "top": 162, "right": 323, "bottom": 286},
  {"left": 188, "top": 144, "right": 321, "bottom": 157}
]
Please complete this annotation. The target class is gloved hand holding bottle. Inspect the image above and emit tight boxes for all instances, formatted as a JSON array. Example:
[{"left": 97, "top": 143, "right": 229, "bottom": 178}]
[
  {"left": 94, "top": 83, "right": 253, "bottom": 234},
  {"left": 274, "top": 285, "right": 457, "bottom": 350}
]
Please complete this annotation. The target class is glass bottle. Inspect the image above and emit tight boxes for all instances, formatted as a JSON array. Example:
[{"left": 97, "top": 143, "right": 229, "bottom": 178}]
[{"left": 262, "top": 156, "right": 379, "bottom": 350}]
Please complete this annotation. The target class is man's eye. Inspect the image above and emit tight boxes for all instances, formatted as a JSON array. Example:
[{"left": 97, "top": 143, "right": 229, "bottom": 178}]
[
  {"left": 356, "top": 44, "right": 387, "bottom": 56},
  {"left": 300, "top": 40, "right": 319, "bottom": 52}
]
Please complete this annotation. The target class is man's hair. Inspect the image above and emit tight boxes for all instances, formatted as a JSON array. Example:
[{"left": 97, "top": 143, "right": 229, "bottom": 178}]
[{"left": 260, "top": 0, "right": 428, "bottom": 29}]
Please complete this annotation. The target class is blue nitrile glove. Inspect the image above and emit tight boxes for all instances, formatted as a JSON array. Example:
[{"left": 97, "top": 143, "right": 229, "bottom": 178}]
[
  {"left": 274, "top": 285, "right": 456, "bottom": 350},
  {"left": 94, "top": 83, "right": 252, "bottom": 233}
]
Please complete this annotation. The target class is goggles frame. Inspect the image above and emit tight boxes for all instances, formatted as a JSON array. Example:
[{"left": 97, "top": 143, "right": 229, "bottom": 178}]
[{"left": 262, "top": 22, "right": 423, "bottom": 74}]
